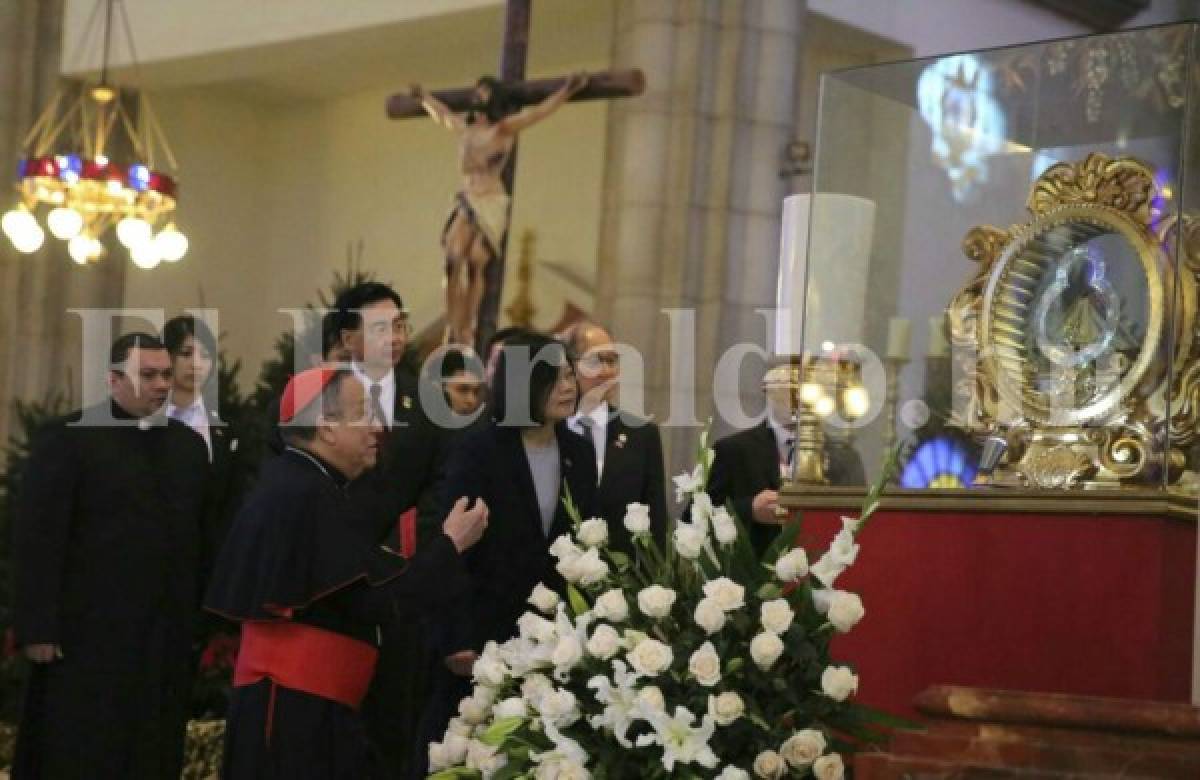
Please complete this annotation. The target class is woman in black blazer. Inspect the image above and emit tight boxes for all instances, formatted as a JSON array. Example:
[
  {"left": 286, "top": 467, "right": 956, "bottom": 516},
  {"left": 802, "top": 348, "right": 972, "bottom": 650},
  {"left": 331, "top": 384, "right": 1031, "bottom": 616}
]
[{"left": 415, "top": 332, "right": 596, "bottom": 776}]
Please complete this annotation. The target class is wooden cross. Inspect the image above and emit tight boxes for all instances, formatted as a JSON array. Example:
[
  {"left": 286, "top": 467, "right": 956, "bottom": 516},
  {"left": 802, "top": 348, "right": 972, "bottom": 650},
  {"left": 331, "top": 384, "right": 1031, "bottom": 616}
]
[{"left": 386, "top": 0, "right": 643, "bottom": 355}]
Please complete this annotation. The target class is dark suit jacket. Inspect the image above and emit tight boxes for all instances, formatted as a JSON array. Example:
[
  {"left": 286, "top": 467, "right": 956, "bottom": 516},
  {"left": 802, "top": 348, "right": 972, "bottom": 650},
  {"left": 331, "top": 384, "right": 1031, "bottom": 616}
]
[
  {"left": 590, "top": 410, "right": 668, "bottom": 553},
  {"left": 435, "top": 422, "right": 597, "bottom": 654},
  {"left": 349, "top": 369, "right": 453, "bottom": 545},
  {"left": 708, "top": 422, "right": 865, "bottom": 554}
]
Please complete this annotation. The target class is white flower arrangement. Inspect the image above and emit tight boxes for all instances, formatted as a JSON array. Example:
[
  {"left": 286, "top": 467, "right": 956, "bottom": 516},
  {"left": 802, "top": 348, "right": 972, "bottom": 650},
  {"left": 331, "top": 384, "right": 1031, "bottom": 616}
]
[{"left": 429, "top": 428, "right": 899, "bottom": 779}]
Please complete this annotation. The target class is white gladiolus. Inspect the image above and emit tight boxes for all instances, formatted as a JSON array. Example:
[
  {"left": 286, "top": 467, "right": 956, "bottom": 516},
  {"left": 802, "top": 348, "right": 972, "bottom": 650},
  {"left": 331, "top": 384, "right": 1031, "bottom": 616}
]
[
  {"left": 637, "top": 585, "right": 677, "bottom": 619},
  {"left": 702, "top": 577, "right": 746, "bottom": 612},
  {"left": 627, "top": 638, "right": 673, "bottom": 677},
  {"left": 750, "top": 632, "right": 785, "bottom": 670},
  {"left": 780, "top": 729, "right": 827, "bottom": 768},
  {"left": 693, "top": 597, "right": 727, "bottom": 635},
  {"left": 445, "top": 717, "right": 472, "bottom": 737},
  {"left": 760, "top": 598, "right": 795, "bottom": 635},
  {"left": 820, "top": 666, "right": 859, "bottom": 701},
  {"left": 493, "top": 696, "right": 528, "bottom": 719},
  {"left": 813, "top": 752, "right": 846, "bottom": 780},
  {"left": 528, "top": 583, "right": 560, "bottom": 613},
  {"left": 753, "top": 749, "right": 786, "bottom": 779},
  {"left": 465, "top": 738, "right": 506, "bottom": 775},
  {"left": 552, "top": 635, "right": 584, "bottom": 671},
  {"left": 623, "top": 502, "right": 651, "bottom": 533},
  {"left": 707, "top": 691, "right": 745, "bottom": 725},
  {"left": 458, "top": 695, "right": 488, "bottom": 725},
  {"left": 472, "top": 655, "right": 508, "bottom": 688},
  {"left": 827, "top": 591, "right": 865, "bottom": 633},
  {"left": 691, "top": 491, "right": 714, "bottom": 529},
  {"left": 673, "top": 465, "right": 704, "bottom": 503},
  {"left": 593, "top": 589, "right": 629, "bottom": 622},
  {"left": 586, "top": 624, "right": 621, "bottom": 660},
  {"left": 674, "top": 524, "right": 706, "bottom": 559},
  {"left": 775, "top": 547, "right": 809, "bottom": 581},
  {"left": 688, "top": 641, "right": 722, "bottom": 687},
  {"left": 578, "top": 517, "right": 609, "bottom": 548}
]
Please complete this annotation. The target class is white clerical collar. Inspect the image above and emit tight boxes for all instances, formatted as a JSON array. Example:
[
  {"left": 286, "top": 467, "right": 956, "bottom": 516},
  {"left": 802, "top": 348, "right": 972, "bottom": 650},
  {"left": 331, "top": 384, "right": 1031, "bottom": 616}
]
[{"left": 767, "top": 416, "right": 794, "bottom": 454}]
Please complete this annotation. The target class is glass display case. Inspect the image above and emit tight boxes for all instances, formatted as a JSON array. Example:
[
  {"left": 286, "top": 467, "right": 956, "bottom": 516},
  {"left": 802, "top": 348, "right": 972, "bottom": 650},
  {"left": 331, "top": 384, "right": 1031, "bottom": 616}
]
[{"left": 783, "top": 23, "right": 1200, "bottom": 494}]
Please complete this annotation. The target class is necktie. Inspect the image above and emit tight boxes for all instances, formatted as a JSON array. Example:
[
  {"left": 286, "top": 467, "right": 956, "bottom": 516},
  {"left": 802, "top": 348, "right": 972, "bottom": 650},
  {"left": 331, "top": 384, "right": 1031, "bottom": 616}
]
[
  {"left": 783, "top": 434, "right": 796, "bottom": 478},
  {"left": 370, "top": 383, "right": 389, "bottom": 430}
]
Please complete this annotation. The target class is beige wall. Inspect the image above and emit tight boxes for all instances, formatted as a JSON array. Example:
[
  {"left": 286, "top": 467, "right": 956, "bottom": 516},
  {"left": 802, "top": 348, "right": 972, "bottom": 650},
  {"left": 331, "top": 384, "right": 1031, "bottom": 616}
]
[{"left": 120, "top": 9, "right": 611, "bottom": 385}]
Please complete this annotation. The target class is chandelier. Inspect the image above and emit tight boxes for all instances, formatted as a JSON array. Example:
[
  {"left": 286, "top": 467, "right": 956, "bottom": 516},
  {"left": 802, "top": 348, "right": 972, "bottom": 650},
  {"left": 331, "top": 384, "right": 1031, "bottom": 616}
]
[{"left": 1, "top": 0, "right": 186, "bottom": 269}]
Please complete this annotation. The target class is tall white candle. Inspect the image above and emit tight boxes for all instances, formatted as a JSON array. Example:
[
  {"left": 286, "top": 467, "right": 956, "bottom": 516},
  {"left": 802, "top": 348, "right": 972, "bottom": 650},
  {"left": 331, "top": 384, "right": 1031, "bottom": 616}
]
[
  {"left": 886, "top": 317, "right": 911, "bottom": 361},
  {"left": 927, "top": 314, "right": 949, "bottom": 357}
]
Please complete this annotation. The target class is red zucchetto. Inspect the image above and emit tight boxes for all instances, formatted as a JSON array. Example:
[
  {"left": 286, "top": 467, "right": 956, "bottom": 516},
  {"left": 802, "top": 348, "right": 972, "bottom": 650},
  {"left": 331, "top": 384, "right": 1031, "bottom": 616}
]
[{"left": 278, "top": 368, "right": 339, "bottom": 424}]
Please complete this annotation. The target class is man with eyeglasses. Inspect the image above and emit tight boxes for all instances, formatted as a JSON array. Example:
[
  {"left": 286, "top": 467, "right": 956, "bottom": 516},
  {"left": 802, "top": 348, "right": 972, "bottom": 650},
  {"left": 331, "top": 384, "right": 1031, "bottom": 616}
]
[
  {"left": 12, "top": 333, "right": 213, "bottom": 777},
  {"left": 564, "top": 321, "right": 668, "bottom": 553},
  {"left": 331, "top": 281, "right": 453, "bottom": 777}
]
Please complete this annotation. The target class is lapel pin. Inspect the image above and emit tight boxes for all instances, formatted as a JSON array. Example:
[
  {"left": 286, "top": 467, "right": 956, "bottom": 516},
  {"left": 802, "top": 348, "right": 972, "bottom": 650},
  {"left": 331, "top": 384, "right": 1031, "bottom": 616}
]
[
  {"left": 230, "top": 439, "right": 239, "bottom": 452},
  {"left": 402, "top": 396, "right": 413, "bottom": 410},
  {"left": 616, "top": 433, "right": 628, "bottom": 448}
]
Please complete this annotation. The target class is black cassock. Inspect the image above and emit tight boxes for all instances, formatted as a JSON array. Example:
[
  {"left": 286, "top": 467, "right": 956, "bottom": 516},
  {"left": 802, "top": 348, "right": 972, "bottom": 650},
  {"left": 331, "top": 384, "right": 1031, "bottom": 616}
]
[
  {"left": 204, "top": 446, "right": 467, "bottom": 780},
  {"left": 12, "top": 404, "right": 212, "bottom": 779}
]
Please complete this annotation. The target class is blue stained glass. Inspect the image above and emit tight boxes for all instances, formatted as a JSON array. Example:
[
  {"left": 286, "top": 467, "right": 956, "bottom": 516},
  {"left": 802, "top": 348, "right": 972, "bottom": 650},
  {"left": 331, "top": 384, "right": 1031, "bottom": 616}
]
[
  {"left": 900, "top": 436, "right": 978, "bottom": 489},
  {"left": 16, "top": 159, "right": 26, "bottom": 180},
  {"left": 128, "top": 163, "right": 150, "bottom": 192}
]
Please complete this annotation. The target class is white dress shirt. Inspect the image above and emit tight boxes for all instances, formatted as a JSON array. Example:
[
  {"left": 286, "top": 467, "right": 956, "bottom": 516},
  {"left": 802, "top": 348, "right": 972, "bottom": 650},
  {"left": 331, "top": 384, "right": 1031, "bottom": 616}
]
[
  {"left": 166, "top": 397, "right": 213, "bottom": 462},
  {"left": 569, "top": 401, "right": 610, "bottom": 482},
  {"left": 767, "top": 417, "right": 795, "bottom": 480},
  {"left": 352, "top": 363, "right": 396, "bottom": 428}
]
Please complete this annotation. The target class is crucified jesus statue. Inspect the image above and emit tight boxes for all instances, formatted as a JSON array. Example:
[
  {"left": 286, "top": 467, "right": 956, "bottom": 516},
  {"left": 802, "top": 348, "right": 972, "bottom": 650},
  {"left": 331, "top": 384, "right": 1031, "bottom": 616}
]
[{"left": 411, "top": 71, "right": 588, "bottom": 346}]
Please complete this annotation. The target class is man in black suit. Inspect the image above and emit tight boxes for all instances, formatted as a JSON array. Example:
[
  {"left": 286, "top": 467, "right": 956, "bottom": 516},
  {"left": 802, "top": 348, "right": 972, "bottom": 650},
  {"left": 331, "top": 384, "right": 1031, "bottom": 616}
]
[
  {"left": 332, "top": 282, "right": 452, "bottom": 778},
  {"left": 564, "top": 321, "right": 668, "bottom": 551},
  {"left": 13, "top": 333, "right": 213, "bottom": 778},
  {"left": 709, "top": 365, "right": 865, "bottom": 554}
]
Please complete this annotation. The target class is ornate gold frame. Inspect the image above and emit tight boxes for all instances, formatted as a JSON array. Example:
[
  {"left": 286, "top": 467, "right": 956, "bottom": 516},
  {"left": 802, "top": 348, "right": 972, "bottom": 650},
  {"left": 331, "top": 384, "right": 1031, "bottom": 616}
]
[{"left": 947, "top": 153, "right": 1198, "bottom": 488}]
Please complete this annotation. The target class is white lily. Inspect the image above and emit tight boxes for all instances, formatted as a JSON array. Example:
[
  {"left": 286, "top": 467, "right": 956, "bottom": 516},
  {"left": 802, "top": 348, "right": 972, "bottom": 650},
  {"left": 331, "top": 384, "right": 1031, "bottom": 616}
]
[{"left": 635, "top": 705, "right": 720, "bottom": 772}]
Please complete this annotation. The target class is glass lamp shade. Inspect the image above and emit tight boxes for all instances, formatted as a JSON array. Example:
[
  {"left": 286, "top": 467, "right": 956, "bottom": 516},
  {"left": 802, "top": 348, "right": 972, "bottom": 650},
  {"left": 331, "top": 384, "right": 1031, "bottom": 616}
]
[
  {"left": 154, "top": 224, "right": 188, "bottom": 262},
  {"left": 116, "top": 217, "right": 152, "bottom": 249},
  {"left": 2, "top": 207, "right": 45, "bottom": 253},
  {"left": 47, "top": 207, "right": 84, "bottom": 240},
  {"left": 130, "top": 239, "right": 162, "bottom": 269}
]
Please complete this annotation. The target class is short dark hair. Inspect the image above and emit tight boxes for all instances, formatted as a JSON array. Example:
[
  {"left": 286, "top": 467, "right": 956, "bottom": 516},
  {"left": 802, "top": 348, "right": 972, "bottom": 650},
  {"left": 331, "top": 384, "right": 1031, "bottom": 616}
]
[
  {"left": 437, "top": 347, "right": 483, "bottom": 381},
  {"left": 279, "top": 369, "right": 357, "bottom": 447},
  {"left": 491, "top": 332, "right": 576, "bottom": 427},
  {"left": 163, "top": 315, "right": 217, "bottom": 358},
  {"left": 472, "top": 76, "right": 516, "bottom": 123},
  {"left": 332, "top": 282, "right": 406, "bottom": 339},
  {"left": 110, "top": 332, "right": 165, "bottom": 366},
  {"left": 486, "top": 326, "right": 533, "bottom": 356}
]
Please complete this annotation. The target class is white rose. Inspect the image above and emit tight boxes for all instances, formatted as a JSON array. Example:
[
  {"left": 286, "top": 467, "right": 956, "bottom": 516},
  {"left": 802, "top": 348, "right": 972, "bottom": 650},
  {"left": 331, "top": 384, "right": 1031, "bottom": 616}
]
[
  {"left": 674, "top": 523, "right": 706, "bottom": 559},
  {"left": 538, "top": 688, "right": 580, "bottom": 725},
  {"left": 716, "top": 768, "right": 750, "bottom": 780},
  {"left": 623, "top": 502, "right": 651, "bottom": 534},
  {"left": 558, "top": 547, "right": 610, "bottom": 586},
  {"left": 536, "top": 756, "right": 591, "bottom": 780},
  {"left": 702, "top": 577, "right": 746, "bottom": 612},
  {"left": 517, "top": 612, "right": 557, "bottom": 644},
  {"left": 749, "top": 631, "right": 784, "bottom": 670},
  {"left": 712, "top": 507, "right": 737, "bottom": 546},
  {"left": 821, "top": 666, "right": 858, "bottom": 701},
  {"left": 466, "top": 739, "right": 505, "bottom": 774},
  {"left": 622, "top": 629, "right": 648, "bottom": 649},
  {"left": 693, "top": 597, "right": 727, "bottom": 635},
  {"left": 586, "top": 624, "right": 621, "bottom": 660},
  {"left": 493, "top": 696, "right": 527, "bottom": 719},
  {"left": 521, "top": 673, "right": 554, "bottom": 704},
  {"left": 813, "top": 752, "right": 845, "bottom": 780},
  {"left": 578, "top": 517, "right": 609, "bottom": 548},
  {"left": 472, "top": 656, "right": 508, "bottom": 688},
  {"left": 780, "top": 729, "right": 826, "bottom": 768},
  {"left": 637, "top": 685, "right": 666, "bottom": 713},
  {"left": 775, "top": 547, "right": 809, "bottom": 581},
  {"left": 637, "top": 585, "right": 677, "bottom": 619},
  {"left": 551, "top": 635, "right": 584, "bottom": 670},
  {"left": 472, "top": 680, "right": 498, "bottom": 706},
  {"left": 593, "top": 589, "right": 629, "bottom": 622},
  {"left": 753, "top": 749, "right": 786, "bottom": 779},
  {"left": 688, "top": 641, "right": 722, "bottom": 687},
  {"left": 827, "top": 591, "right": 865, "bottom": 633},
  {"left": 760, "top": 598, "right": 795, "bottom": 635},
  {"left": 707, "top": 691, "right": 744, "bottom": 725},
  {"left": 528, "top": 583, "right": 560, "bottom": 613},
  {"left": 445, "top": 717, "right": 472, "bottom": 737},
  {"left": 457, "top": 695, "right": 488, "bottom": 725},
  {"left": 627, "top": 638, "right": 673, "bottom": 677},
  {"left": 548, "top": 534, "right": 583, "bottom": 562},
  {"left": 427, "top": 741, "right": 452, "bottom": 771},
  {"left": 829, "top": 527, "right": 860, "bottom": 565},
  {"left": 443, "top": 733, "right": 469, "bottom": 764}
]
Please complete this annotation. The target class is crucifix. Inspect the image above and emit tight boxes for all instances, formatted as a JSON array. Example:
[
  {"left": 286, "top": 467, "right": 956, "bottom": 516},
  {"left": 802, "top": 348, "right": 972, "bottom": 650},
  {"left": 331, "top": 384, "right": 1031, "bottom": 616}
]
[{"left": 386, "top": 0, "right": 643, "bottom": 354}]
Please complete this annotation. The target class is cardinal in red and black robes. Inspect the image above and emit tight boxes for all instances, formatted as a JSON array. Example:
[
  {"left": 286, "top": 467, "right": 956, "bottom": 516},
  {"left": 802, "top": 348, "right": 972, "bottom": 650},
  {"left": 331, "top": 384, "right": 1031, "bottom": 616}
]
[{"left": 204, "top": 368, "right": 486, "bottom": 779}]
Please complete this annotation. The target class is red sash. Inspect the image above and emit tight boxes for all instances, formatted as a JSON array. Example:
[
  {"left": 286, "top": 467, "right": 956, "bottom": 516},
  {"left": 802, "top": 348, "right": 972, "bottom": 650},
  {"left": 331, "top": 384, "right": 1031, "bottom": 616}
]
[{"left": 234, "top": 621, "right": 378, "bottom": 711}]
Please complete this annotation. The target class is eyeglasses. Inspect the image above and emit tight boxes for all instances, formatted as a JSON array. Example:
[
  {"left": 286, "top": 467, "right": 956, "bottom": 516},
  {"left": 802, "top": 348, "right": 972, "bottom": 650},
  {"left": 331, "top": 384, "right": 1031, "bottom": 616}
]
[
  {"left": 368, "top": 319, "right": 412, "bottom": 336},
  {"left": 580, "top": 351, "right": 620, "bottom": 369}
]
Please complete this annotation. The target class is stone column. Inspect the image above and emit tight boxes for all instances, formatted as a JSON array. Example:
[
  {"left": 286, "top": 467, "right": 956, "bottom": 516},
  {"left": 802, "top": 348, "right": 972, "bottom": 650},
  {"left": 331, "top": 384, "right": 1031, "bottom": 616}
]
[
  {"left": 0, "top": 0, "right": 125, "bottom": 443},
  {"left": 595, "top": 0, "right": 804, "bottom": 476}
]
